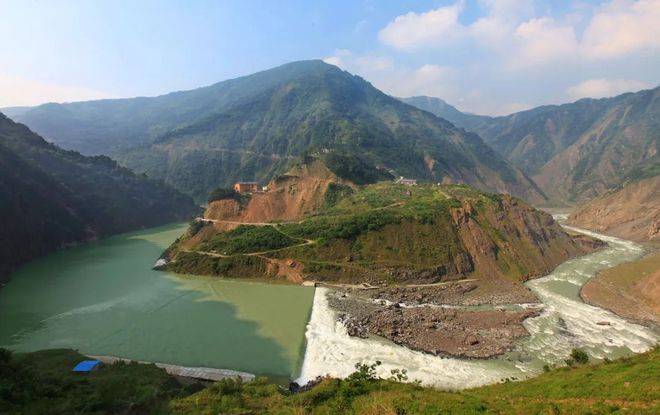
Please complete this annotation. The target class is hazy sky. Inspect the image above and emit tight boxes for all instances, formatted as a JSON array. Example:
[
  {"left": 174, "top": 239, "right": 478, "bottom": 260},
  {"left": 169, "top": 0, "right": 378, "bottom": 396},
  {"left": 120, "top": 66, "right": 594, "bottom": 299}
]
[{"left": 2, "top": 0, "right": 659, "bottom": 114}]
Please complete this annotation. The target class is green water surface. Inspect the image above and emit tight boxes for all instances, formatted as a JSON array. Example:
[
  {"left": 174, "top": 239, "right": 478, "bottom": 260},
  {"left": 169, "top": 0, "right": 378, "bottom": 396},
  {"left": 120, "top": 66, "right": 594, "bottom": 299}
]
[{"left": 0, "top": 223, "right": 315, "bottom": 378}]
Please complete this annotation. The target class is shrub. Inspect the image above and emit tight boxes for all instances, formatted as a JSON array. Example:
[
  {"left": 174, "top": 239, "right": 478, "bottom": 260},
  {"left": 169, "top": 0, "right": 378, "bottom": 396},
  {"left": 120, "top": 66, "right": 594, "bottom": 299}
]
[
  {"left": 207, "top": 187, "right": 240, "bottom": 203},
  {"left": 570, "top": 348, "right": 590, "bottom": 365}
]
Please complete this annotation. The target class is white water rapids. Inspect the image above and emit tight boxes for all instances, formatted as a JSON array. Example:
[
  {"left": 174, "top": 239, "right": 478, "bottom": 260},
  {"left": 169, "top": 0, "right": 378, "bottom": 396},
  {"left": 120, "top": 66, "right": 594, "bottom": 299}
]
[{"left": 296, "top": 225, "right": 658, "bottom": 389}]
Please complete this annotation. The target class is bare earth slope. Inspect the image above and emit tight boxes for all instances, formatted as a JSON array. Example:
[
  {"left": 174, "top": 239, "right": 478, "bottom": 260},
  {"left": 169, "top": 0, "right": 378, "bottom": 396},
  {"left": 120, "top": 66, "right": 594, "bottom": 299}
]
[
  {"left": 581, "top": 252, "right": 660, "bottom": 326},
  {"left": 567, "top": 176, "right": 659, "bottom": 242}
]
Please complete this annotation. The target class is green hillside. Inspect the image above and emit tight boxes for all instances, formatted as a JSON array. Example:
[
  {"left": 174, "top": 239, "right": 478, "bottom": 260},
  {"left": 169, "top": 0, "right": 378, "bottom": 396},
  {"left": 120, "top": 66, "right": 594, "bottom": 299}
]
[
  {"left": 163, "top": 180, "right": 589, "bottom": 288},
  {"left": 2, "top": 347, "right": 657, "bottom": 414},
  {"left": 8, "top": 61, "right": 544, "bottom": 204},
  {"left": 0, "top": 113, "right": 198, "bottom": 279}
]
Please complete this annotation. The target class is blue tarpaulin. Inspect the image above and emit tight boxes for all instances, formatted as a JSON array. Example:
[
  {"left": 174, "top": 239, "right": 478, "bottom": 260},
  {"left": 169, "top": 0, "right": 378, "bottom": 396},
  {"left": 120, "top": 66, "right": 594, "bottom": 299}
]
[{"left": 72, "top": 360, "right": 101, "bottom": 372}]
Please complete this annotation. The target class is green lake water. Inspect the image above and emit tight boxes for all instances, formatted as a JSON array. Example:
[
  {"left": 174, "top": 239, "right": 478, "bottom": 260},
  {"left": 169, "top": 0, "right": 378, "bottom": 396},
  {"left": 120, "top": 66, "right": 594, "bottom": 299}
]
[{"left": 0, "top": 223, "right": 315, "bottom": 379}]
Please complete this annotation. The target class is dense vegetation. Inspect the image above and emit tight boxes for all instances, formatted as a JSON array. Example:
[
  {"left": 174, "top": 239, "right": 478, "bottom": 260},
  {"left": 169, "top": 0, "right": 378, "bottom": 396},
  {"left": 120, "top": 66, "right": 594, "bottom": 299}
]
[
  {"left": 165, "top": 182, "right": 585, "bottom": 284},
  {"left": 404, "top": 88, "right": 660, "bottom": 203},
  {"left": 207, "top": 187, "right": 241, "bottom": 203},
  {"left": 8, "top": 60, "right": 543, "bottom": 203},
  {"left": 2, "top": 347, "right": 657, "bottom": 414},
  {"left": 199, "top": 225, "right": 298, "bottom": 255},
  {"left": 0, "top": 349, "right": 198, "bottom": 414},
  {"left": 319, "top": 152, "right": 393, "bottom": 185},
  {"left": 0, "top": 113, "right": 198, "bottom": 280}
]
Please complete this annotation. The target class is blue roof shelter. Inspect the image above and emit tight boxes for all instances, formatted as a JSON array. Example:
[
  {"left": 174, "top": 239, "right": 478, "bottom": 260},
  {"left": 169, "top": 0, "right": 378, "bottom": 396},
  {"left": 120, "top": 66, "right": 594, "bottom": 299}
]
[{"left": 72, "top": 360, "right": 102, "bottom": 372}]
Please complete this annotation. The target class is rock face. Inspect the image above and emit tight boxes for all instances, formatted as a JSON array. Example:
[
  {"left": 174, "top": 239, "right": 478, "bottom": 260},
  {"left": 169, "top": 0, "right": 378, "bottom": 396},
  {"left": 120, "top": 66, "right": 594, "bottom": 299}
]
[
  {"left": 567, "top": 176, "right": 659, "bottom": 242},
  {"left": 404, "top": 88, "right": 660, "bottom": 204},
  {"left": 205, "top": 159, "right": 353, "bottom": 223}
]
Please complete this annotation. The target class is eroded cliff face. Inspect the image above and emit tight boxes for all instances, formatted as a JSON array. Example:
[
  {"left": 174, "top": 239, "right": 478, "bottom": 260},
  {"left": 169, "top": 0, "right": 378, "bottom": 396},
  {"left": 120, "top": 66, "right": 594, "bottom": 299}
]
[
  {"left": 567, "top": 176, "right": 659, "bottom": 242},
  {"left": 451, "top": 196, "right": 596, "bottom": 282},
  {"left": 205, "top": 159, "right": 353, "bottom": 224}
]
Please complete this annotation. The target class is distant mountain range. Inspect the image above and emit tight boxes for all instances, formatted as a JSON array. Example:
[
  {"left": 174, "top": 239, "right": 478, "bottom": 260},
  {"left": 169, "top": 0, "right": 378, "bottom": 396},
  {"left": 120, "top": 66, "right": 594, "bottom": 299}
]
[
  {"left": 402, "top": 88, "right": 659, "bottom": 203},
  {"left": 4, "top": 60, "right": 543, "bottom": 203},
  {"left": 0, "top": 113, "right": 197, "bottom": 279}
]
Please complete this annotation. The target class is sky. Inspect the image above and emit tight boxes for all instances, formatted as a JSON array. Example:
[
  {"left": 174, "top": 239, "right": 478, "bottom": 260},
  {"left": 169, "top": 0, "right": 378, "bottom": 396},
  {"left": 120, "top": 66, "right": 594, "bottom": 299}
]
[{"left": 1, "top": 0, "right": 659, "bottom": 115}]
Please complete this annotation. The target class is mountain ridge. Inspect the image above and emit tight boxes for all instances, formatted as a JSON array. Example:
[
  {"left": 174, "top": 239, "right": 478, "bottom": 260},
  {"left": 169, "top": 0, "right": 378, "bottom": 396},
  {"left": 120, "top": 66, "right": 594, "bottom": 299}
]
[
  {"left": 403, "top": 87, "right": 660, "bottom": 203},
  {"left": 6, "top": 60, "right": 545, "bottom": 204}
]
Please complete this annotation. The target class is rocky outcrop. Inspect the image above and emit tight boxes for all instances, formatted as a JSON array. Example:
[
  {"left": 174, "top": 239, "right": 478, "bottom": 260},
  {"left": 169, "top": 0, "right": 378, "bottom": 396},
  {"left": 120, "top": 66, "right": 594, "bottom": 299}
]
[
  {"left": 328, "top": 290, "right": 539, "bottom": 359},
  {"left": 567, "top": 176, "right": 659, "bottom": 242},
  {"left": 449, "top": 195, "right": 603, "bottom": 283}
]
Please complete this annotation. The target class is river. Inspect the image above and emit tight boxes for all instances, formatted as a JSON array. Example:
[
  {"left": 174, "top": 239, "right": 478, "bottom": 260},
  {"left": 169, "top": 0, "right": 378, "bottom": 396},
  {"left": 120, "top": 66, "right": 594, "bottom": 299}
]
[
  {"left": 0, "top": 223, "right": 315, "bottom": 380},
  {"left": 296, "top": 225, "right": 659, "bottom": 388},
  {"left": 1, "top": 222, "right": 656, "bottom": 388}
]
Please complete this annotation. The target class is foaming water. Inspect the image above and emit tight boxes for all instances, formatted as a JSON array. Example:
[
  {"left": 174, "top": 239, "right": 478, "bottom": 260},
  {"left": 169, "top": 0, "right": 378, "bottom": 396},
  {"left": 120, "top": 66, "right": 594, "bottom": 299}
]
[
  {"left": 522, "top": 227, "right": 657, "bottom": 363},
  {"left": 297, "top": 226, "right": 659, "bottom": 388},
  {"left": 296, "top": 287, "right": 520, "bottom": 389}
]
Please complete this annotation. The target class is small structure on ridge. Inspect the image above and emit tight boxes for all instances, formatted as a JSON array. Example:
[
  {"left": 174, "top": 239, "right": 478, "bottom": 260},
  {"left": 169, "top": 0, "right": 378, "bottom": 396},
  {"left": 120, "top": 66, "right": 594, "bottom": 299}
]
[{"left": 395, "top": 177, "right": 417, "bottom": 186}]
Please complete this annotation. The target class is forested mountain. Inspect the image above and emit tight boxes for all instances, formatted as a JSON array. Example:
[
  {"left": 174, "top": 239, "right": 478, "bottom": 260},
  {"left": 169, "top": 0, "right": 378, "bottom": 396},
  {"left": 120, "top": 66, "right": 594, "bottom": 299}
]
[
  {"left": 403, "top": 88, "right": 659, "bottom": 203},
  {"left": 6, "top": 60, "right": 544, "bottom": 204},
  {"left": 0, "top": 113, "right": 198, "bottom": 279}
]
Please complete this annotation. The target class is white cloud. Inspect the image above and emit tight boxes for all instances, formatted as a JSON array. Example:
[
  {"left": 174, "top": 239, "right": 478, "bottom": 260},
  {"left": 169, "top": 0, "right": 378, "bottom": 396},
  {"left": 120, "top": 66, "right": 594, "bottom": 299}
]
[
  {"left": 567, "top": 78, "right": 650, "bottom": 99},
  {"left": 323, "top": 50, "right": 458, "bottom": 100},
  {"left": 513, "top": 17, "right": 578, "bottom": 66},
  {"left": 0, "top": 74, "right": 112, "bottom": 107},
  {"left": 324, "top": 50, "right": 393, "bottom": 73},
  {"left": 379, "top": 0, "right": 660, "bottom": 65},
  {"left": 378, "top": 2, "right": 465, "bottom": 50},
  {"left": 385, "top": 64, "right": 456, "bottom": 98},
  {"left": 323, "top": 56, "right": 343, "bottom": 67},
  {"left": 582, "top": 0, "right": 660, "bottom": 59}
]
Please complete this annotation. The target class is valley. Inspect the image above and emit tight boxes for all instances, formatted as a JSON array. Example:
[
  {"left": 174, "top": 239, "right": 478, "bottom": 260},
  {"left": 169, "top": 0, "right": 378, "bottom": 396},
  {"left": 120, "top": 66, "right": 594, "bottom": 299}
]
[
  {"left": 404, "top": 88, "right": 659, "bottom": 204},
  {"left": 3, "top": 1, "right": 660, "bottom": 412},
  {"left": 0, "top": 55, "right": 657, "bottom": 414}
]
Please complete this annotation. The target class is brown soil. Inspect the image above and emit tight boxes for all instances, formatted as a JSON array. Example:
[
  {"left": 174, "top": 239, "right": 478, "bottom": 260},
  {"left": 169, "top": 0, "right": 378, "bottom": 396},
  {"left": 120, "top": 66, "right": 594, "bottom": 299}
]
[
  {"left": 580, "top": 251, "right": 660, "bottom": 326},
  {"left": 567, "top": 176, "right": 660, "bottom": 242},
  {"left": 205, "top": 160, "right": 353, "bottom": 223},
  {"left": 262, "top": 257, "right": 305, "bottom": 284},
  {"left": 328, "top": 290, "right": 539, "bottom": 358}
]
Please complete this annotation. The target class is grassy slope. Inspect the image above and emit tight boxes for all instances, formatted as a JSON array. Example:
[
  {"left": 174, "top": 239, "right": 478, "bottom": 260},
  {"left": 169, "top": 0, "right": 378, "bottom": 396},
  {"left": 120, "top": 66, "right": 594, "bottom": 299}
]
[
  {"left": 3, "top": 347, "right": 657, "bottom": 414},
  {"left": 165, "top": 182, "right": 583, "bottom": 285},
  {"left": 170, "top": 348, "right": 660, "bottom": 415}
]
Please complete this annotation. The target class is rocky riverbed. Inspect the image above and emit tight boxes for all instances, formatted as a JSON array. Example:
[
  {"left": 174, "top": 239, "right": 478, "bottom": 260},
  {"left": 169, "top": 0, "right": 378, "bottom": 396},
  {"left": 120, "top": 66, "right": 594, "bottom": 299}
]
[
  {"left": 359, "top": 279, "right": 539, "bottom": 307},
  {"left": 327, "top": 288, "right": 540, "bottom": 359}
]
